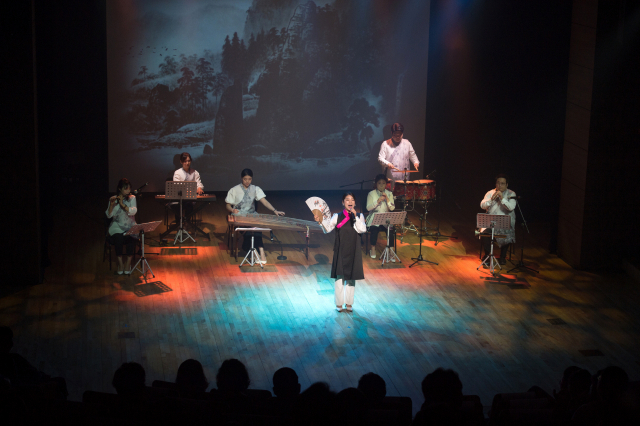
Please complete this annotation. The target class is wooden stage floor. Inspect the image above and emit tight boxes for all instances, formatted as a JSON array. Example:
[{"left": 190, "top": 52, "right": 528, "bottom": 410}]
[{"left": 2, "top": 192, "right": 639, "bottom": 415}]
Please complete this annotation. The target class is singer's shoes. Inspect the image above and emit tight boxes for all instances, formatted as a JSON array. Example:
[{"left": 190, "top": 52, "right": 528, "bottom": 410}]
[
  {"left": 345, "top": 305, "right": 353, "bottom": 312},
  {"left": 336, "top": 306, "right": 343, "bottom": 312},
  {"left": 391, "top": 257, "right": 396, "bottom": 263},
  {"left": 370, "top": 249, "right": 376, "bottom": 259},
  {"left": 116, "top": 266, "right": 124, "bottom": 275}
]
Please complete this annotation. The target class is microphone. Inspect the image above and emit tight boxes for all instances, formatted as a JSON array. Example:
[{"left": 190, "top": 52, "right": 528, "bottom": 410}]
[{"left": 133, "top": 182, "right": 149, "bottom": 195}]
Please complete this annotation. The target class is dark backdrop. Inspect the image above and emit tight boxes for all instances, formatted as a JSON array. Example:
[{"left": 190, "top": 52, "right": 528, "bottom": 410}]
[{"left": 426, "top": 0, "right": 573, "bottom": 251}]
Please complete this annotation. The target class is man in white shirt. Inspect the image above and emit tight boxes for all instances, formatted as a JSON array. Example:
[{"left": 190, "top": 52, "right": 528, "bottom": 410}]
[
  {"left": 378, "top": 123, "right": 420, "bottom": 189},
  {"left": 171, "top": 152, "right": 204, "bottom": 223},
  {"left": 480, "top": 174, "right": 517, "bottom": 265}
]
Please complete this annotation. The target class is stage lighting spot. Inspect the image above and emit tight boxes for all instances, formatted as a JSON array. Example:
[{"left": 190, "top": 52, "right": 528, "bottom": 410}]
[
  {"left": 160, "top": 248, "right": 197, "bottom": 255},
  {"left": 133, "top": 281, "right": 173, "bottom": 297}
]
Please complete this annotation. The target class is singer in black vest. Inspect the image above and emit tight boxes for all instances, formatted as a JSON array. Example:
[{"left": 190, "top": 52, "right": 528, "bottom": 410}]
[{"left": 317, "top": 192, "right": 367, "bottom": 312}]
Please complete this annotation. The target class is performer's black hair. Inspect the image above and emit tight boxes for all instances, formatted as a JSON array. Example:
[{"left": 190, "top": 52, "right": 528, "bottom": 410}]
[
  {"left": 241, "top": 168, "right": 253, "bottom": 178},
  {"left": 495, "top": 173, "right": 509, "bottom": 184},
  {"left": 116, "top": 178, "right": 131, "bottom": 194},
  {"left": 391, "top": 123, "right": 404, "bottom": 134},
  {"left": 374, "top": 174, "right": 388, "bottom": 186},
  {"left": 180, "top": 152, "right": 192, "bottom": 163},
  {"left": 342, "top": 192, "right": 355, "bottom": 202}
]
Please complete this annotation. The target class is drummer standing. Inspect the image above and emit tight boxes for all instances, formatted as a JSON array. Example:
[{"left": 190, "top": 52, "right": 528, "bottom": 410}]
[{"left": 378, "top": 123, "right": 420, "bottom": 189}]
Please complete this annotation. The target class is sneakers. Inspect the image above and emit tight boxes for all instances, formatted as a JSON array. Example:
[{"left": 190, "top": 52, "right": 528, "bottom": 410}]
[{"left": 370, "top": 249, "right": 376, "bottom": 259}]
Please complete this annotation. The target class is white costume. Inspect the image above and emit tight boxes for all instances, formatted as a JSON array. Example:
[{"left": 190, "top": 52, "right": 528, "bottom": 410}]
[
  {"left": 378, "top": 139, "right": 420, "bottom": 186},
  {"left": 480, "top": 188, "right": 517, "bottom": 246},
  {"left": 173, "top": 168, "right": 204, "bottom": 190}
]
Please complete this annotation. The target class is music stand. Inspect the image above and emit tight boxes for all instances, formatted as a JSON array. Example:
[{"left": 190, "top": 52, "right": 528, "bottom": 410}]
[
  {"left": 165, "top": 181, "right": 197, "bottom": 245},
  {"left": 237, "top": 227, "right": 271, "bottom": 269},
  {"left": 126, "top": 221, "right": 162, "bottom": 278},
  {"left": 371, "top": 211, "right": 406, "bottom": 266},
  {"left": 476, "top": 213, "right": 511, "bottom": 275}
]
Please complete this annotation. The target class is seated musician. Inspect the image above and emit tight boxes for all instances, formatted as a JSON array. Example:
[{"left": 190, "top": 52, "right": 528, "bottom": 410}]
[
  {"left": 171, "top": 152, "right": 204, "bottom": 223},
  {"left": 106, "top": 178, "right": 138, "bottom": 274},
  {"left": 480, "top": 174, "right": 516, "bottom": 265},
  {"left": 366, "top": 174, "right": 395, "bottom": 259},
  {"left": 378, "top": 123, "right": 420, "bottom": 190},
  {"left": 225, "top": 169, "right": 284, "bottom": 264}
]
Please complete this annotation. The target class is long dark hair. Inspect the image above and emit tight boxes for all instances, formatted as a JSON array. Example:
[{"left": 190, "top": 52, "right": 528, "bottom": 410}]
[
  {"left": 116, "top": 178, "right": 131, "bottom": 196},
  {"left": 241, "top": 168, "right": 253, "bottom": 178}
]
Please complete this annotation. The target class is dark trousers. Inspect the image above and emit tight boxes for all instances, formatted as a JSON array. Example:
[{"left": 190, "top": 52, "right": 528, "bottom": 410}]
[
  {"left": 481, "top": 230, "right": 509, "bottom": 259},
  {"left": 108, "top": 233, "right": 136, "bottom": 256},
  {"left": 369, "top": 225, "right": 396, "bottom": 247},
  {"left": 242, "top": 232, "right": 264, "bottom": 251},
  {"left": 171, "top": 201, "right": 195, "bottom": 224}
]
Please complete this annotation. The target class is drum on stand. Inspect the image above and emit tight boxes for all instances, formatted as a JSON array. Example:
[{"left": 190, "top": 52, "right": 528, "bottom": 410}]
[
  {"left": 411, "top": 179, "right": 436, "bottom": 202},
  {"left": 392, "top": 181, "right": 416, "bottom": 201}
]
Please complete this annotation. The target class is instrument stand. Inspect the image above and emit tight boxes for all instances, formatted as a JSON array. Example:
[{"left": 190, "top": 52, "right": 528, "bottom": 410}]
[
  {"left": 476, "top": 214, "right": 511, "bottom": 276},
  {"left": 165, "top": 181, "right": 197, "bottom": 245},
  {"left": 371, "top": 212, "right": 406, "bottom": 266},
  {"left": 507, "top": 200, "right": 539, "bottom": 274},
  {"left": 174, "top": 197, "right": 195, "bottom": 245},
  {"left": 237, "top": 227, "right": 271, "bottom": 268},
  {"left": 126, "top": 221, "right": 162, "bottom": 279},
  {"left": 409, "top": 206, "right": 439, "bottom": 268},
  {"left": 395, "top": 172, "right": 419, "bottom": 242}
]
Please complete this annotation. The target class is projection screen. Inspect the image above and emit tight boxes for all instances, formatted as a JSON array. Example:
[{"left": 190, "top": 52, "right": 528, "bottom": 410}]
[{"left": 107, "top": 0, "right": 430, "bottom": 191}]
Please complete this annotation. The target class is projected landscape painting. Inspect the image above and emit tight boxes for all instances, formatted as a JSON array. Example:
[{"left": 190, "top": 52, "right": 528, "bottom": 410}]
[{"left": 107, "top": 0, "right": 429, "bottom": 191}]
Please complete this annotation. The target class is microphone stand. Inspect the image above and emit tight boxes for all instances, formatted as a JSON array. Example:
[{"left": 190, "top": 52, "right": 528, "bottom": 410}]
[
  {"left": 425, "top": 173, "right": 457, "bottom": 246},
  {"left": 270, "top": 231, "right": 287, "bottom": 261},
  {"left": 409, "top": 206, "right": 438, "bottom": 268},
  {"left": 507, "top": 198, "right": 538, "bottom": 274}
]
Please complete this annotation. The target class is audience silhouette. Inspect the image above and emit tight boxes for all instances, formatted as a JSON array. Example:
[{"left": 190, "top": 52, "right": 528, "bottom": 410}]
[{"left": 0, "top": 330, "right": 637, "bottom": 426}]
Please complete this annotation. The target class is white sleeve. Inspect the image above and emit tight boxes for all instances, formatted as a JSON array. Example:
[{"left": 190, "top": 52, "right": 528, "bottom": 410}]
[
  {"left": 173, "top": 169, "right": 184, "bottom": 181},
  {"left": 501, "top": 191, "right": 517, "bottom": 212},
  {"left": 480, "top": 190, "right": 494, "bottom": 210},
  {"left": 127, "top": 196, "right": 138, "bottom": 216},
  {"left": 106, "top": 200, "right": 115, "bottom": 218},
  {"left": 407, "top": 141, "right": 419, "bottom": 166},
  {"left": 378, "top": 143, "right": 391, "bottom": 167},
  {"left": 354, "top": 213, "right": 367, "bottom": 233},
  {"left": 322, "top": 214, "right": 338, "bottom": 234},
  {"left": 255, "top": 186, "right": 266, "bottom": 201},
  {"left": 194, "top": 171, "right": 204, "bottom": 190},
  {"left": 366, "top": 191, "right": 377, "bottom": 212},
  {"left": 224, "top": 187, "right": 236, "bottom": 204}
]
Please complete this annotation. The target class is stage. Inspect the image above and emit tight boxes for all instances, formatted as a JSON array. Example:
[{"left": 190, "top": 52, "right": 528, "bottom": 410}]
[{"left": 3, "top": 192, "right": 639, "bottom": 415}]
